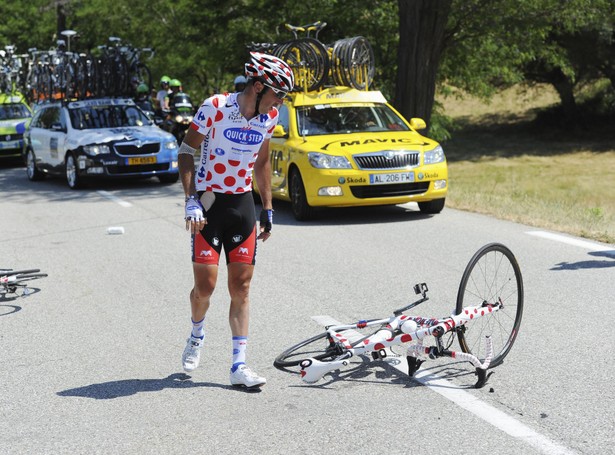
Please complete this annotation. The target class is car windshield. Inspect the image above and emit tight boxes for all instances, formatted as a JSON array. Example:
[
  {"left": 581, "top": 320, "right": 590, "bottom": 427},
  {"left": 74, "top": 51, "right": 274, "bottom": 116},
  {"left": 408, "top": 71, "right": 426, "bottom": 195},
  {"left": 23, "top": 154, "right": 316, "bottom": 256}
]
[
  {"left": 296, "top": 104, "right": 410, "bottom": 136},
  {"left": 0, "top": 103, "right": 32, "bottom": 120},
  {"left": 68, "top": 104, "right": 151, "bottom": 130}
]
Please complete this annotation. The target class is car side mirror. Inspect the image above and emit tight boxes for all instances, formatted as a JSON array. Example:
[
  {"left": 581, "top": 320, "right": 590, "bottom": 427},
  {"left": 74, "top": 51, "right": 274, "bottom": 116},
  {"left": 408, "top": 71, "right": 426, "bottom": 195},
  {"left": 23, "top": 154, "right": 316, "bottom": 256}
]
[
  {"left": 409, "top": 118, "right": 427, "bottom": 130},
  {"left": 272, "top": 124, "right": 287, "bottom": 138}
]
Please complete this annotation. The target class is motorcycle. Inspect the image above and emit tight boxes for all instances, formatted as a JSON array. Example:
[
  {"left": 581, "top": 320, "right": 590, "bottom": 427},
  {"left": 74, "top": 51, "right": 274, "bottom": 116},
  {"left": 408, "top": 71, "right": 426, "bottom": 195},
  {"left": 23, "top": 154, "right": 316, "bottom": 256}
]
[{"left": 160, "top": 92, "right": 194, "bottom": 143}]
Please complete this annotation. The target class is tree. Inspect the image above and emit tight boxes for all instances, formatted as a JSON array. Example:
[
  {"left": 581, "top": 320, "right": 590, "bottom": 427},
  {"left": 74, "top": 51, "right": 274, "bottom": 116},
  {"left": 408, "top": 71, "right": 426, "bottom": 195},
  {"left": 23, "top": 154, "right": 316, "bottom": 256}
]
[{"left": 395, "top": 0, "right": 452, "bottom": 127}]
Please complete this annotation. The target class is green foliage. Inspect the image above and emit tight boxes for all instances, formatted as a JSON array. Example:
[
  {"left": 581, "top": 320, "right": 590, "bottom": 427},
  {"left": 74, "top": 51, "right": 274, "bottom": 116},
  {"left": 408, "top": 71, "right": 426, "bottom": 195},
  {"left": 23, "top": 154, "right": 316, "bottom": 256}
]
[{"left": 2, "top": 0, "right": 615, "bottom": 131}]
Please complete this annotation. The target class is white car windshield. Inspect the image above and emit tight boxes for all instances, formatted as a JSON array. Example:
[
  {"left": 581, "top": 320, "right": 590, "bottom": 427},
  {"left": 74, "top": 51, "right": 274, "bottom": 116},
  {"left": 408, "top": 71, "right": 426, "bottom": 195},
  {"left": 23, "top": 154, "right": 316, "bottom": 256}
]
[
  {"left": 0, "top": 103, "right": 31, "bottom": 120},
  {"left": 68, "top": 105, "right": 151, "bottom": 130},
  {"left": 296, "top": 104, "right": 409, "bottom": 136}
]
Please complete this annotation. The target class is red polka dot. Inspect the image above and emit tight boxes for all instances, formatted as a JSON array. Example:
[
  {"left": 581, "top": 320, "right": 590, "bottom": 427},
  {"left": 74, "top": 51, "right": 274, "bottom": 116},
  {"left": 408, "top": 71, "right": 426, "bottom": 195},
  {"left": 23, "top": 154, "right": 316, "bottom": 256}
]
[
  {"left": 245, "top": 178, "right": 252, "bottom": 186},
  {"left": 206, "top": 171, "right": 213, "bottom": 181},
  {"left": 237, "top": 187, "right": 245, "bottom": 192},
  {"left": 209, "top": 154, "right": 216, "bottom": 161},
  {"left": 229, "top": 160, "right": 240, "bottom": 167},
  {"left": 238, "top": 169, "right": 247, "bottom": 177},
  {"left": 214, "top": 163, "right": 226, "bottom": 174},
  {"left": 212, "top": 184, "right": 222, "bottom": 190},
  {"left": 212, "top": 98, "right": 219, "bottom": 108},
  {"left": 206, "top": 117, "right": 213, "bottom": 127},
  {"left": 215, "top": 110, "right": 224, "bottom": 122},
  {"left": 374, "top": 343, "right": 385, "bottom": 350},
  {"left": 248, "top": 162, "right": 255, "bottom": 169},
  {"left": 225, "top": 190, "right": 233, "bottom": 194},
  {"left": 224, "top": 176, "right": 236, "bottom": 186},
  {"left": 401, "top": 334, "right": 412, "bottom": 343}
]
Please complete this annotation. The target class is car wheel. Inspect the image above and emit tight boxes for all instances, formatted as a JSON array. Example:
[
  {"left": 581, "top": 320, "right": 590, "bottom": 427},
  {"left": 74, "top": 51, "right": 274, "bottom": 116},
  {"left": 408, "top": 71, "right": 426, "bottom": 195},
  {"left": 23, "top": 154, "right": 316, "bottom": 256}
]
[
  {"left": 290, "top": 169, "right": 315, "bottom": 221},
  {"left": 26, "top": 149, "right": 45, "bottom": 181},
  {"left": 418, "top": 198, "right": 445, "bottom": 214},
  {"left": 65, "top": 153, "right": 84, "bottom": 189},
  {"left": 158, "top": 173, "right": 179, "bottom": 184}
]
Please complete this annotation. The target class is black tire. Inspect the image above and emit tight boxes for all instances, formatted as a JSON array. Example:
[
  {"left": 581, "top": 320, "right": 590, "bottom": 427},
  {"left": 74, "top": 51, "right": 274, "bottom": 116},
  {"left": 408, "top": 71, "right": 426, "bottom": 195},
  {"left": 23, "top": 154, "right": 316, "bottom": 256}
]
[
  {"left": 158, "top": 173, "right": 179, "bottom": 184},
  {"left": 66, "top": 153, "right": 84, "bottom": 189},
  {"left": 289, "top": 169, "right": 315, "bottom": 221},
  {"left": 274, "top": 324, "right": 381, "bottom": 368},
  {"left": 455, "top": 243, "right": 524, "bottom": 367},
  {"left": 26, "top": 149, "right": 45, "bottom": 181},
  {"left": 274, "top": 332, "right": 336, "bottom": 368},
  {"left": 418, "top": 198, "right": 445, "bottom": 214}
]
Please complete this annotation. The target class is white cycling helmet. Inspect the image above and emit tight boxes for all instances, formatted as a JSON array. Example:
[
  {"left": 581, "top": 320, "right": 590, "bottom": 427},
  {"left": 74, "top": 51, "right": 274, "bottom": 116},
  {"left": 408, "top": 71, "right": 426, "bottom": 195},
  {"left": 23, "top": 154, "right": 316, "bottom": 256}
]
[{"left": 245, "top": 52, "right": 294, "bottom": 92}]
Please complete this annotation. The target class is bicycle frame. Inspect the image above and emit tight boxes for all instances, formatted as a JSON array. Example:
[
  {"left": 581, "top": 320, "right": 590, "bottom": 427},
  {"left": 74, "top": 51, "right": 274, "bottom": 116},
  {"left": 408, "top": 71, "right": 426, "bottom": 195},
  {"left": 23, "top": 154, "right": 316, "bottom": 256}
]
[{"left": 299, "top": 298, "right": 499, "bottom": 386}]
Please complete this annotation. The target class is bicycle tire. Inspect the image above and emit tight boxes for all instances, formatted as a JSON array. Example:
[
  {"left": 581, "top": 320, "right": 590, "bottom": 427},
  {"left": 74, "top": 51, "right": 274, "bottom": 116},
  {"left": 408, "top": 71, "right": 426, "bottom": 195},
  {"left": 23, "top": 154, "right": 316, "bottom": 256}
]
[
  {"left": 277, "top": 38, "right": 329, "bottom": 92},
  {"left": 274, "top": 321, "right": 384, "bottom": 368},
  {"left": 343, "top": 36, "right": 375, "bottom": 90},
  {"left": 455, "top": 243, "right": 524, "bottom": 367}
]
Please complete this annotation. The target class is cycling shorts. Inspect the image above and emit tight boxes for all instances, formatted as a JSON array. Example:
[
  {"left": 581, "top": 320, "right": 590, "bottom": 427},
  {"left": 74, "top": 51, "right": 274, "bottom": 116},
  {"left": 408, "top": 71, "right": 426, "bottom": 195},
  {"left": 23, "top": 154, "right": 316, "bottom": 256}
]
[{"left": 191, "top": 192, "right": 257, "bottom": 265}]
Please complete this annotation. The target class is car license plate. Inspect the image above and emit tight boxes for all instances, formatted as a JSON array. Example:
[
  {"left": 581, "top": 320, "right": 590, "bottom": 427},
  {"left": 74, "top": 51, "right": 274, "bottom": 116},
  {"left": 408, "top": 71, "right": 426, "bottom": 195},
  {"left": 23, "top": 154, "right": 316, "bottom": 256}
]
[
  {"left": 126, "top": 156, "right": 157, "bottom": 165},
  {"left": 369, "top": 172, "right": 414, "bottom": 184}
]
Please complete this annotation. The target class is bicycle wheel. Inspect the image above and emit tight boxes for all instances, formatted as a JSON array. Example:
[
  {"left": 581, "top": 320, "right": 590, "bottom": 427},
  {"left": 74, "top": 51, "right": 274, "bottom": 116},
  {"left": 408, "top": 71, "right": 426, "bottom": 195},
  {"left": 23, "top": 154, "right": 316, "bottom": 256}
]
[
  {"left": 274, "top": 323, "right": 382, "bottom": 368},
  {"left": 456, "top": 243, "right": 523, "bottom": 367},
  {"left": 277, "top": 38, "right": 329, "bottom": 92}
]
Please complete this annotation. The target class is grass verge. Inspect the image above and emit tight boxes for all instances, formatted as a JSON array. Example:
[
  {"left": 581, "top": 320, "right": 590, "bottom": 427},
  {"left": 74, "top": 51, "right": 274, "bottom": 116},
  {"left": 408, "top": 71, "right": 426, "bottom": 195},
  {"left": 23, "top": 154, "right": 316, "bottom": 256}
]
[{"left": 439, "top": 85, "right": 615, "bottom": 244}]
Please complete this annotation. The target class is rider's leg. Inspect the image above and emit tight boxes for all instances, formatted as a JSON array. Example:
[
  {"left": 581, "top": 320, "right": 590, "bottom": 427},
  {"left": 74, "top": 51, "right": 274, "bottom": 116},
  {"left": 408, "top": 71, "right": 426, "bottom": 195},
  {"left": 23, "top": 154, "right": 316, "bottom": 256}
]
[
  {"left": 191, "top": 262, "right": 218, "bottom": 323},
  {"left": 181, "top": 263, "right": 218, "bottom": 372},
  {"left": 227, "top": 262, "right": 265, "bottom": 387},
  {"left": 227, "top": 262, "right": 254, "bottom": 337}
]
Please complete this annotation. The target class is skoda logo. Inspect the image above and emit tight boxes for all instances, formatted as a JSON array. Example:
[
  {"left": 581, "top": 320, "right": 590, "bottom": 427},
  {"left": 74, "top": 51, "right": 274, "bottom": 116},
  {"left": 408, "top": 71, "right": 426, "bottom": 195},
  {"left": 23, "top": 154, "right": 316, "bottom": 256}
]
[
  {"left": 383, "top": 151, "right": 398, "bottom": 160},
  {"left": 232, "top": 235, "right": 243, "bottom": 243}
]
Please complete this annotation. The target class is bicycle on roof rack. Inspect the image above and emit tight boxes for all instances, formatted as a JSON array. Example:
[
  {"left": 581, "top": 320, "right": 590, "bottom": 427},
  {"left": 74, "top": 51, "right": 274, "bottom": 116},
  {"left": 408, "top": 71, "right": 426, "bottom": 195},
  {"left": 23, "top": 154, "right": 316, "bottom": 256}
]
[
  {"left": 274, "top": 243, "right": 524, "bottom": 388},
  {"left": 1, "top": 268, "right": 48, "bottom": 298},
  {"left": 248, "top": 21, "right": 375, "bottom": 93}
]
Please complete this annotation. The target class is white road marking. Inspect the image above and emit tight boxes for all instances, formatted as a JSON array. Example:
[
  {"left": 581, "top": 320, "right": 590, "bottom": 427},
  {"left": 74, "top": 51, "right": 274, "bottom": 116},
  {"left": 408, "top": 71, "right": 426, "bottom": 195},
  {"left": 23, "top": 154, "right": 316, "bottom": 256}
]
[
  {"left": 97, "top": 190, "right": 132, "bottom": 207},
  {"left": 313, "top": 316, "right": 578, "bottom": 455},
  {"left": 526, "top": 231, "right": 612, "bottom": 252}
]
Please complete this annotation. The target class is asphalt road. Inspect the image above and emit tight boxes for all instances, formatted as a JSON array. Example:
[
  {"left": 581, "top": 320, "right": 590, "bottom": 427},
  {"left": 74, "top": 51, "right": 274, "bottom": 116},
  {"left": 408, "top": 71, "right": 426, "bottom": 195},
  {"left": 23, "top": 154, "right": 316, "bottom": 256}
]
[{"left": 1, "top": 163, "right": 614, "bottom": 455}]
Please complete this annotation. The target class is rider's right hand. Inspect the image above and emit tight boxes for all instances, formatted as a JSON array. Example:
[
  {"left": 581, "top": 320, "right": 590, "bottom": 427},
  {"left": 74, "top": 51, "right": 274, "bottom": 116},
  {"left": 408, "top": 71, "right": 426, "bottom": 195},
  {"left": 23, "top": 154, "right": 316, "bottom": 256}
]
[{"left": 185, "top": 196, "right": 206, "bottom": 233}]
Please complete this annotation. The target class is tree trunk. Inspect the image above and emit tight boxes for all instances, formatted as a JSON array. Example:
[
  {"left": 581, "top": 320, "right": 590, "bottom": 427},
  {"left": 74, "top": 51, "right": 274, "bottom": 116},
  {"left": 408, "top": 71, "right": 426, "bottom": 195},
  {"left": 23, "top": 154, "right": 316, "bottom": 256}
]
[{"left": 395, "top": 0, "right": 452, "bottom": 130}]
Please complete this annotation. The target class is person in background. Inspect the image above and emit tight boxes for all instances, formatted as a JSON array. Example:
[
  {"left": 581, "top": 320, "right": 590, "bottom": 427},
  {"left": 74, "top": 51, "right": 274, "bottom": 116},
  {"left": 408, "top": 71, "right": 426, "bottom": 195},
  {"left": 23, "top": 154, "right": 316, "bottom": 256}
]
[
  {"left": 234, "top": 75, "right": 247, "bottom": 92},
  {"left": 157, "top": 75, "right": 172, "bottom": 115}
]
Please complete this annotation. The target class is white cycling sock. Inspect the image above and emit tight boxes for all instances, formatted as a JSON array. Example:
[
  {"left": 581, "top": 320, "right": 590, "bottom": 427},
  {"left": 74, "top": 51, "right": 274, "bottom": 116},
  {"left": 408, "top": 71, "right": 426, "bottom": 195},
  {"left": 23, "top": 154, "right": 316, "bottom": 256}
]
[
  {"left": 231, "top": 336, "right": 248, "bottom": 372},
  {"left": 191, "top": 317, "right": 205, "bottom": 339}
]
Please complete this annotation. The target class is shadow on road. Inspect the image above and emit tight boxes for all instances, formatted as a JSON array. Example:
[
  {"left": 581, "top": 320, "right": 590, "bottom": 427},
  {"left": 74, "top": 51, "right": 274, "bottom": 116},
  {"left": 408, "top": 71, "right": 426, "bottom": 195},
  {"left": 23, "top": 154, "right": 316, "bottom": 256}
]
[
  {"left": 551, "top": 250, "right": 615, "bottom": 270},
  {"left": 57, "top": 372, "right": 261, "bottom": 399}
]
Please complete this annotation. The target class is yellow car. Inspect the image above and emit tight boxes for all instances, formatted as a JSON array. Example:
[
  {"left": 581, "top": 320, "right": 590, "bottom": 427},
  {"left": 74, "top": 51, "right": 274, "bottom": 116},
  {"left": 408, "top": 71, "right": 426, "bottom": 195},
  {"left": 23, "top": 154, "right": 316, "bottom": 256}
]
[{"left": 262, "top": 86, "right": 448, "bottom": 220}]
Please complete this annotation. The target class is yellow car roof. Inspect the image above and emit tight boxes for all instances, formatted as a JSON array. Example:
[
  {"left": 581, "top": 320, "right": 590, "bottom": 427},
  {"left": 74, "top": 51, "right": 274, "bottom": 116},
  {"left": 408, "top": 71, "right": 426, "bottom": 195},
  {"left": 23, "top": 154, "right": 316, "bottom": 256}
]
[{"left": 290, "top": 87, "right": 387, "bottom": 107}]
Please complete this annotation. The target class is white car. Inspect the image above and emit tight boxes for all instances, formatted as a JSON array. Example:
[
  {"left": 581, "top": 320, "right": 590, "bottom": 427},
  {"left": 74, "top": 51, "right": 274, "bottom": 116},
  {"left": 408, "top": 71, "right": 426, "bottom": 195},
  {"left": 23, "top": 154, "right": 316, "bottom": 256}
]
[{"left": 24, "top": 98, "right": 179, "bottom": 188}]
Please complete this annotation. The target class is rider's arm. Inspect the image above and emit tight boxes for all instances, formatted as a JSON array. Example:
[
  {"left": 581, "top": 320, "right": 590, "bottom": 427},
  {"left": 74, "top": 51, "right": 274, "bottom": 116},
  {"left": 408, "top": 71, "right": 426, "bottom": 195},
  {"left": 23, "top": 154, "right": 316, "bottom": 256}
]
[
  {"left": 178, "top": 127, "right": 204, "bottom": 198},
  {"left": 253, "top": 138, "right": 273, "bottom": 211}
]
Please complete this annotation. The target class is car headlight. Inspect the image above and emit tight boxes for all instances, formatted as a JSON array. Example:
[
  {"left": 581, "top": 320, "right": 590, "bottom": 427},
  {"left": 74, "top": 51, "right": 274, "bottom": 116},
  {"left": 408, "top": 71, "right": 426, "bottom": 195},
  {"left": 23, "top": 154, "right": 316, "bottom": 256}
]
[
  {"left": 308, "top": 152, "right": 351, "bottom": 169},
  {"left": 83, "top": 144, "right": 110, "bottom": 155},
  {"left": 424, "top": 145, "right": 445, "bottom": 164},
  {"left": 165, "top": 140, "right": 178, "bottom": 149}
]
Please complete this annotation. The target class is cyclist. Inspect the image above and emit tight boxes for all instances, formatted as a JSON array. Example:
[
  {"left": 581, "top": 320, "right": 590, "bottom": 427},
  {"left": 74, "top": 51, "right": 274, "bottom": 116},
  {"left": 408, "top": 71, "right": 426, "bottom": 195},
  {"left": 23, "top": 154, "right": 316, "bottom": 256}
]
[
  {"left": 156, "top": 75, "right": 171, "bottom": 114},
  {"left": 178, "top": 52, "right": 294, "bottom": 388}
]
